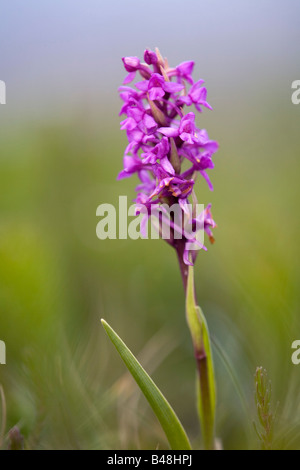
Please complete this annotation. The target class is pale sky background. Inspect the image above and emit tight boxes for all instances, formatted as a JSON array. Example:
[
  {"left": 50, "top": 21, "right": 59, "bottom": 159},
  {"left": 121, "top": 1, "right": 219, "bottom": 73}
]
[{"left": 0, "top": 0, "right": 299, "bottom": 122}]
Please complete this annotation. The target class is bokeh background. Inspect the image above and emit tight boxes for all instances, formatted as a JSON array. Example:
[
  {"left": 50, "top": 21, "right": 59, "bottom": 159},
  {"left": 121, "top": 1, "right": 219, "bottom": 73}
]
[{"left": 0, "top": 0, "right": 300, "bottom": 450}]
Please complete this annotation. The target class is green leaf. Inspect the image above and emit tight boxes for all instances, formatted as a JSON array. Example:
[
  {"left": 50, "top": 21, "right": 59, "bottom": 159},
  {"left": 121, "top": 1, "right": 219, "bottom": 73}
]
[{"left": 101, "top": 319, "right": 192, "bottom": 450}]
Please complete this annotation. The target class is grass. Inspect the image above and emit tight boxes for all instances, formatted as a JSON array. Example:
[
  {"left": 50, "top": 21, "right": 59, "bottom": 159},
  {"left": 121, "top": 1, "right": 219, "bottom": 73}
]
[{"left": 0, "top": 97, "right": 299, "bottom": 449}]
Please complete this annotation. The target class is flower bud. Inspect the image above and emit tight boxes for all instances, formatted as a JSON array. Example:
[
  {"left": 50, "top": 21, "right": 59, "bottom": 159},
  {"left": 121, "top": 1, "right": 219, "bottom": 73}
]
[
  {"left": 144, "top": 49, "right": 158, "bottom": 65},
  {"left": 122, "top": 56, "right": 140, "bottom": 72}
]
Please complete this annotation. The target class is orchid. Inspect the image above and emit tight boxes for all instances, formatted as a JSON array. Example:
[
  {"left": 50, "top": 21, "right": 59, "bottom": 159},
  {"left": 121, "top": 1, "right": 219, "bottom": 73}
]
[
  {"left": 102, "top": 48, "right": 220, "bottom": 451},
  {"left": 118, "top": 48, "right": 219, "bottom": 267}
]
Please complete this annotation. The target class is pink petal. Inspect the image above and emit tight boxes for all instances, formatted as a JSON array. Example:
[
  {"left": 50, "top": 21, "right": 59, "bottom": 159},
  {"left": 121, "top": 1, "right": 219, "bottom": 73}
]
[
  {"left": 158, "top": 127, "right": 179, "bottom": 137},
  {"left": 163, "top": 82, "right": 184, "bottom": 94},
  {"left": 148, "top": 87, "right": 165, "bottom": 101},
  {"left": 123, "top": 72, "right": 136, "bottom": 84},
  {"left": 160, "top": 157, "right": 175, "bottom": 175},
  {"left": 177, "top": 61, "right": 194, "bottom": 76},
  {"left": 135, "top": 80, "right": 149, "bottom": 92}
]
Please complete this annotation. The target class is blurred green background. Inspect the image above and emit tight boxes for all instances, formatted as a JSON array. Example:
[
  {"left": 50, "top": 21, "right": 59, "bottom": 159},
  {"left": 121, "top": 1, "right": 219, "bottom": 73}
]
[{"left": 0, "top": 0, "right": 300, "bottom": 450}]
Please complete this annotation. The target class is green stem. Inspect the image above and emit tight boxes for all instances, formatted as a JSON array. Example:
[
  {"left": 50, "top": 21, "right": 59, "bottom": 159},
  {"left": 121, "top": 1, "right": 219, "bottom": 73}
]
[{"left": 184, "top": 261, "right": 216, "bottom": 450}]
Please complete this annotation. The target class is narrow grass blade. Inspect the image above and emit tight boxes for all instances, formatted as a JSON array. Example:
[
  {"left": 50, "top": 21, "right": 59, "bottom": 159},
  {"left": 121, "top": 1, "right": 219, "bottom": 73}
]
[
  {"left": 0, "top": 385, "right": 6, "bottom": 449},
  {"left": 212, "top": 336, "right": 249, "bottom": 421},
  {"left": 101, "top": 319, "right": 192, "bottom": 450}
]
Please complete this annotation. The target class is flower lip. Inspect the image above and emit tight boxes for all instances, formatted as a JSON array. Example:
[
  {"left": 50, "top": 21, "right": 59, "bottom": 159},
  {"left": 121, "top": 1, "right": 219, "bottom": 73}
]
[{"left": 180, "top": 113, "right": 195, "bottom": 134}]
